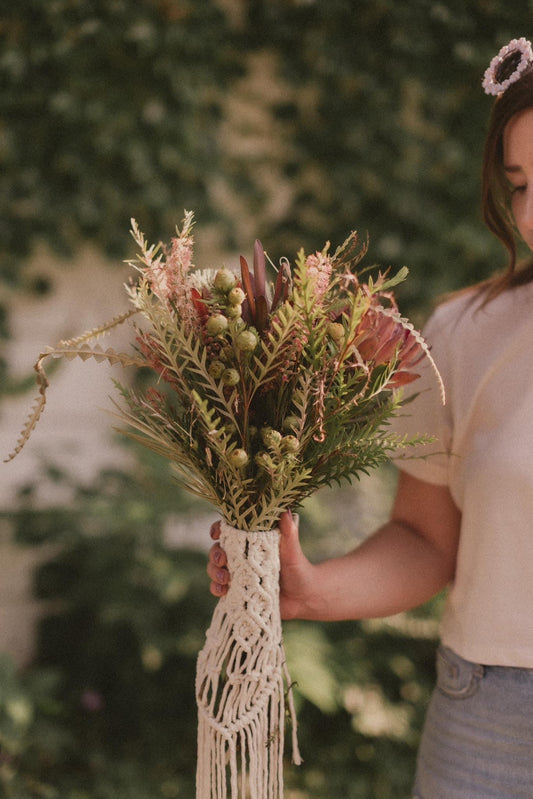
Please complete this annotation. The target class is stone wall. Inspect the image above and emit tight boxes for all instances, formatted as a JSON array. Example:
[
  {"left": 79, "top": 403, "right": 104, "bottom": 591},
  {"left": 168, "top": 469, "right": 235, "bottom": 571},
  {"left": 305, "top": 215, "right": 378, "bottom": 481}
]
[{"left": 1, "top": 247, "right": 133, "bottom": 664}]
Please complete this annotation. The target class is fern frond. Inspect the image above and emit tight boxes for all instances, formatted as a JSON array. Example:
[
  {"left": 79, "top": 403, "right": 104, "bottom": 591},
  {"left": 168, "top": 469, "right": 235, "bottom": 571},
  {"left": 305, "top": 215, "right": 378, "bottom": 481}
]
[
  {"left": 3, "top": 356, "right": 48, "bottom": 462},
  {"left": 44, "top": 345, "right": 145, "bottom": 368},
  {"left": 238, "top": 466, "right": 313, "bottom": 530},
  {"left": 248, "top": 302, "right": 302, "bottom": 392},
  {"left": 288, "top": 371, "right": 325, "bottom": 446},
  {"left": 163, "top": 329, "right": 239, "bottom": 425},
  {"left": 58, "top": 308, "right": 139, "bottom": 348},
  {"left": 4, "top": 343, "right": 144, "bottom": 462},
  {"left": 136, "top": 291, "right": 240, "bottom": 426},
  {"left": 108, "top": 396, "right": 219, "bottom": 501}
]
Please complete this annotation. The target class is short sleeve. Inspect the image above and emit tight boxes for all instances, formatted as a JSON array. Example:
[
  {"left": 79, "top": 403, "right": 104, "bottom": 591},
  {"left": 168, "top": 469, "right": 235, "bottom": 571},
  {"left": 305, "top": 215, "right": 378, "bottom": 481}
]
[{"left": 389, "top": 310, "right": 453, "bottom": 486}]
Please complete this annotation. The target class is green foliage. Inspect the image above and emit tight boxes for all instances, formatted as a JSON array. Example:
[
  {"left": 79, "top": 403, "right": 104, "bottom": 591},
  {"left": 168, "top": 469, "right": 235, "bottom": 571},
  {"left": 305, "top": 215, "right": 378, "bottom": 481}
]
[
  {"left": 3, "top": 452, "right": 211, "bottom": 797},
  {"left": 1, "top": 0, "right": 529, "bottom": 309},
  {"left": 0, "top": 0, "right": 235, "bottom": 274},
  {"left": 283, "top": 616, "right": 439, "bottom": 799},
  {"left": 239, "top": 0, "right": 527, "bottom": 306}
]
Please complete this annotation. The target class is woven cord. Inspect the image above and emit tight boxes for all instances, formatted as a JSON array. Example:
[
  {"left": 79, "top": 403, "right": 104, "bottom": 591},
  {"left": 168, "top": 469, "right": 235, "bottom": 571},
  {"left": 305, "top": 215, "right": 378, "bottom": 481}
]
[{"left": 196, "top": 523, "right": 301, "bottom": 798}]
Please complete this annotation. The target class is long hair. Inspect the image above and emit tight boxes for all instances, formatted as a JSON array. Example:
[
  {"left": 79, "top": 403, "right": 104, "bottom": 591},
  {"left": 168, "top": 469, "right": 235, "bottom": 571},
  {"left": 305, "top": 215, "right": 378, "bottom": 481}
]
[{"left": 480, "top": 62, "right": 533, "bottom": 299}]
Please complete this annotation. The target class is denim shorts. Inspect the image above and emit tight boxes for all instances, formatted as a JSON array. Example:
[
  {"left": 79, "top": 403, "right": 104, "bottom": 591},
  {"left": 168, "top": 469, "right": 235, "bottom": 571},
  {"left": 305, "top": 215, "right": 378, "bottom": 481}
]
[{"left": 414, "top": 645, "right": 533, "bottom": 798}]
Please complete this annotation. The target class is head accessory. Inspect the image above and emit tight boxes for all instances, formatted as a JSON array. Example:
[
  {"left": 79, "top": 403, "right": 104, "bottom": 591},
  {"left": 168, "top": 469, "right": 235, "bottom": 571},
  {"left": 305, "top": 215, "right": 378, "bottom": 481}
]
[{"left": 482, "top": 37, "right": 533, "bottom": 96}]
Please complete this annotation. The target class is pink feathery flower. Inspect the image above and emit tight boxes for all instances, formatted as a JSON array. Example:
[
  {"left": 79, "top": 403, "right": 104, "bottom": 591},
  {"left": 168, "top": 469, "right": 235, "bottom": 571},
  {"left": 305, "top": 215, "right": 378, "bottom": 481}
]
[
  {"left": 305, "top": 251, "right": 333, "bottom": 297},
  {"left": 149, "top": 231, "right": 194, "bottom": 304}
]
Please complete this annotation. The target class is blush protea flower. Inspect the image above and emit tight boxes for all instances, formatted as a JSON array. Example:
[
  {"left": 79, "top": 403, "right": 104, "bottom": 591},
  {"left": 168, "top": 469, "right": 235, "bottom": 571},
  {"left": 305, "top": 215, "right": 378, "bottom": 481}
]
[
  {"left": 389, "top": 328, "right": 426, "bottom": 388},
  {"left": 354, "top": 307, "right": 424, "bottom": 386}
]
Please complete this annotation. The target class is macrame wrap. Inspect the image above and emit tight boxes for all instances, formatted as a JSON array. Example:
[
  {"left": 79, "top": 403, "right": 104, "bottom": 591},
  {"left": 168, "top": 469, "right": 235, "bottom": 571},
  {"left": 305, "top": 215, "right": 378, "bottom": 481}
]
[{"left": 196, "top": 522, "right": 301, "bottom": 798}]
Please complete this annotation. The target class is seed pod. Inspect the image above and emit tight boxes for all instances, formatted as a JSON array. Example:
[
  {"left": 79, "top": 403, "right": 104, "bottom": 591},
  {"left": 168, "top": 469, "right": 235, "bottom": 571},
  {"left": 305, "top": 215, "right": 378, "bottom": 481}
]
[
  {"left": 261, "top": 427, "right": 282, "bottom": 448},
  {"left": 255, "top": 451, "right": 272, "bottom": 469},
  {"left": 236, "top": 330, "right": 258, "bottom": 352},
  {"left": 222, "top": 368, "right": 240, "bottom": 386},
  {"left": 214, "top": 268, "right": 236, "bottom": 292},
  {"left": 282, "top": 435, "right": 300, "bottom": 453},
  {"left": 226, "top": 304, "right": 243, "bottom": 319},
  {"left": 208, "top": 360, "right": 225, "bottom": 379},
  {"left": 219, "top": 345, "right": 233, "bottom": 362},
  {"left": 229, "top": 448, "right": 249, "bottom": 468},
  {"left": 327, "top": 322, "right": 345, "bottom": 342},
  {"left": 282, "top": 415, "right": 299, "bottom": 432},
  {"left": 206, "top": 313, "right": 228, "bottom": 336},
  {"left": 228, "top": 286, "right": 246, "bottom": 306}
]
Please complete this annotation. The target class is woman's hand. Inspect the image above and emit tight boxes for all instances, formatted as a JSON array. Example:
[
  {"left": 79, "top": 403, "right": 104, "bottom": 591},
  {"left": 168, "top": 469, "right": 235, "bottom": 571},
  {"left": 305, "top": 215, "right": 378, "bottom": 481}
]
[
  {"left": 207, "top": 472, "right": 461, "bottom": 622},
  {"left": 207, "top": 511, "right": 317, "bottom": 620}
]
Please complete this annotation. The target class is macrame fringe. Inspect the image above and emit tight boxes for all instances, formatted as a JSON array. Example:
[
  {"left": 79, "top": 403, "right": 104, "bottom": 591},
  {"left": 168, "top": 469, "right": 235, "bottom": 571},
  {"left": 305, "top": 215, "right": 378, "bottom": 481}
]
[{"left": 196, "top": 523, "right": 301, "bottom": 799}]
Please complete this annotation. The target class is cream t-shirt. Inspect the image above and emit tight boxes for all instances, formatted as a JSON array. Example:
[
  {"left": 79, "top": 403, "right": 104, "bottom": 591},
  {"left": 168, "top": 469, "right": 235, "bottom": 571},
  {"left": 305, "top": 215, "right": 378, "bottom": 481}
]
[{"left": 394, "top": 280, "right": 533, "bottom": 667}]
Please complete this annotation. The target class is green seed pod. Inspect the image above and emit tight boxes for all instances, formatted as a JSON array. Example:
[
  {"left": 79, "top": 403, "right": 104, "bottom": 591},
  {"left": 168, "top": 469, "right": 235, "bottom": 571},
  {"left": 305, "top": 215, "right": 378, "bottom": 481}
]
[
  {"left": 231, "top": 316, "right": 246, "bottom": 331},
  {"left": 226, "top": 303, "right": 243, "bottom": 319},
  {"left": 214, "top": 268, "right": 236, "bottom": 292},
  {"left": 282, "top": 415, "right": 299, "bottom": 432},
  {"left": 282, "top": 435, "right": 300, "bottom": 453},
  {"left": 229, "top": 448, "right": 249, "bottom": 468},
  {"left": 208, "top": 360, "right": 225, "bottom": 379},
  {"left": 219, "top": 345, "right": 234, "bottom": 363},
  {"left": 327, "top": 322, "right": 345, "bottom": 342},
  {"left": 222, "top": 368, "right": 240, "bottom": 386},
  {"left": 236, "top": 330, "right": 258, "bottom": 352},
  {"left": 254, "top": 451, "right": 271, "bottom": 469},
  {"left": 228, "top": 286, "right": 246, "bottom": 306},
  {"left": 206, "top": 313, "right": 228, "bottom": 336},
  {"left": 261, "top": 426, "right": 282, "bottom": 448}
]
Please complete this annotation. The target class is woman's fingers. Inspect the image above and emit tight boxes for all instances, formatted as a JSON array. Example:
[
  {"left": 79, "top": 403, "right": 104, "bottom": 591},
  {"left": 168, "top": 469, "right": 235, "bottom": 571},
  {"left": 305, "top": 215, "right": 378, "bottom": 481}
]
[
  {"left": 208, "top": 542, "right": 227, "bottom": 570},
  {"left": 210, "top": 520, "right": 221, "bottom": 540},
  {"left": 207, "top": 540, "right": 229, "bottom": 596},
  {"left": 209, "top": 579, "right": 229, "bottom": 597}
]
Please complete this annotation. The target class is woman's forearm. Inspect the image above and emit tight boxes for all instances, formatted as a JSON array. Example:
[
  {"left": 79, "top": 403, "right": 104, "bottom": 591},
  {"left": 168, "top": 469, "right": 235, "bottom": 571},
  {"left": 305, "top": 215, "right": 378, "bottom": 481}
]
[
  {"left": 279, "top": 472, "right": 461, "bottom": 622},
  {"left": 287, "top": 519, "right": 455, "bottom": 622}
]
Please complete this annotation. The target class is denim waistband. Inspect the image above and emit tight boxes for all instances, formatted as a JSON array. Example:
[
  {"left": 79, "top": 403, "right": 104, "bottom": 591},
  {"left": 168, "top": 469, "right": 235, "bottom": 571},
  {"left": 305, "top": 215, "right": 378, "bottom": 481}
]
[{"left": 414, "top": 645, "right": 533, "bottom": 798}]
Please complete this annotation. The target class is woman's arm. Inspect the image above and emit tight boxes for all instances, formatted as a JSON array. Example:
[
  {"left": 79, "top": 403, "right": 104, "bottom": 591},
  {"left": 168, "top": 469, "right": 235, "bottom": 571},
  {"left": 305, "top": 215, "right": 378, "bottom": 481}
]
[{"left": 207, "top": 470, "right": 461, "bottom": 622}]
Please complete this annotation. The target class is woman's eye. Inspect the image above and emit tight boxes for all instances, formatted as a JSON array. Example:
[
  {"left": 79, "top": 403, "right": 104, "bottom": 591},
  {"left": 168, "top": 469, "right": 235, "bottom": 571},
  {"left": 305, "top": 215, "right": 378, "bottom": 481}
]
[{"left": 511, "top": 184, "right": 527, "bottom": 194}]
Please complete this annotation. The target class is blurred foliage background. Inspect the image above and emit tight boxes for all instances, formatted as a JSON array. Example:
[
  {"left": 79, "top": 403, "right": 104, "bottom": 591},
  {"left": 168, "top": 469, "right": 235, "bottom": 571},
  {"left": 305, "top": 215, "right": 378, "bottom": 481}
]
[{"left": 1, "top": 1, "right": 532, "bottom": 797}]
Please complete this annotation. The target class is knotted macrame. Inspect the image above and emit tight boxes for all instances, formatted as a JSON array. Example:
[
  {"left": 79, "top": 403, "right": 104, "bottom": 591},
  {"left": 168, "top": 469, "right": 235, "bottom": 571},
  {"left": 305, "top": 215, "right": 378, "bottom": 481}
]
[{"left": 196, "top": 523, "right": 301, "bottom": 798}]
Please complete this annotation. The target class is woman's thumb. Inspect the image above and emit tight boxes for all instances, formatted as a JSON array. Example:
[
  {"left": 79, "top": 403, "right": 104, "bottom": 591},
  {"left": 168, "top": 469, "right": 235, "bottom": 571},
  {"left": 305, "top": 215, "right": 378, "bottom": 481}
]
[{"left": 279, "top": 509, "right": 301, "bottom": 563}]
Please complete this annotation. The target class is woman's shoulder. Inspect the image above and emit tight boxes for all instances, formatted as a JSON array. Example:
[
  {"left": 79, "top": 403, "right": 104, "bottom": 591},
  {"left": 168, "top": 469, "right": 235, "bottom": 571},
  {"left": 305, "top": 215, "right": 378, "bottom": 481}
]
[
  {"left": 423, "top": 287, "right": 482, "bottom": 341},
  {"left": 426, "top": 278, "right": 533, "bottom": 339}
]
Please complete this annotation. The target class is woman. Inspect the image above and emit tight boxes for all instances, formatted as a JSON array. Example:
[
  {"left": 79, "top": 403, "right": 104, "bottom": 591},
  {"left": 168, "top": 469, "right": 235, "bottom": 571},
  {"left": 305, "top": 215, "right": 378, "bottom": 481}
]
[{"left": 208, "top": 38, "right": 533, "bottom": 797}]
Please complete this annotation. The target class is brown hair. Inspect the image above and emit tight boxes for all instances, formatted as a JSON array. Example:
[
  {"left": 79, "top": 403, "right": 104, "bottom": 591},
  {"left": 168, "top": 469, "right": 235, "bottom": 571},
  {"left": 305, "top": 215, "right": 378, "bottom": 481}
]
[{"left": 480, "top": 60, "right": 533, "bottom": 299}]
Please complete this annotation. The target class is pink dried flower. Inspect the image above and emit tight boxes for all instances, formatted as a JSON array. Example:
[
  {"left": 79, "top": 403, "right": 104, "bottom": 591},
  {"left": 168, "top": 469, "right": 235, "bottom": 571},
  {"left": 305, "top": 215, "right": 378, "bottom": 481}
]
[
  {"left": 305, "top": 251, "right": 333, "bottom": 297},
  {"left": 147, "top": 231, "right": 194, "bottom": 306}
]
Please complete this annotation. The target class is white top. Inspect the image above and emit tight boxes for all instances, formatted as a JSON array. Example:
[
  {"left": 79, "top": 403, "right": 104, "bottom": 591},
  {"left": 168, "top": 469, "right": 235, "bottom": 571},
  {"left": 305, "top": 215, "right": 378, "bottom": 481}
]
[{"left": 394, "top": 280, "right": 533, "bottom": 667}]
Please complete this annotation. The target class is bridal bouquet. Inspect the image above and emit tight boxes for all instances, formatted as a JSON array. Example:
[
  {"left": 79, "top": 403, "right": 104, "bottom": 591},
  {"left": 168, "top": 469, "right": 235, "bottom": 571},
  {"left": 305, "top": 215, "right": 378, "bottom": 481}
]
[{"left": 6, "top": 213, "right": 441, "bottom": 798}]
